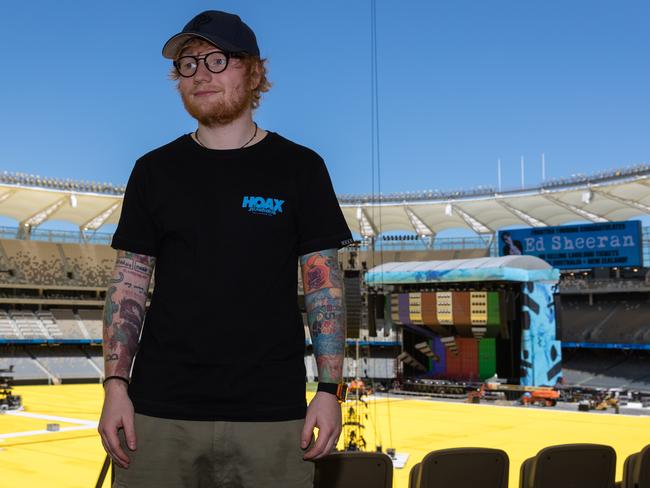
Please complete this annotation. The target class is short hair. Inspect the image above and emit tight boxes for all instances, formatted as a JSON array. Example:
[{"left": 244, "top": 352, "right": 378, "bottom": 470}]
[{"left": 169, "top": 37, "right": 271, "bottom": 109}]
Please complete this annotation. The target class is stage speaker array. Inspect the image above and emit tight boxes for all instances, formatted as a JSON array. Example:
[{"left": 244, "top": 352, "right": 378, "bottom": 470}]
[{"left": 343, "top": 270, "right": 362, "bottom": 338}]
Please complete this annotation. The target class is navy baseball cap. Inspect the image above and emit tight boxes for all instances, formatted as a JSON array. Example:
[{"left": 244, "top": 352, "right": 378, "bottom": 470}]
[{"left": 162, "top": 10, "right": 260, "bottom": 59}]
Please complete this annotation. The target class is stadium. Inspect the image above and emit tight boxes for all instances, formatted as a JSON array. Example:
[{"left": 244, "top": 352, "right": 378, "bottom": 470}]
[{"left": 1, "top": 164, "right": 649, "bottom": 487}]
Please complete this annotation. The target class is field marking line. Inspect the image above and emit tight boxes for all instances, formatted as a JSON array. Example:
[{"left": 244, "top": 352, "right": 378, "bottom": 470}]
[
  {"left": 0, "top": 424, "right": 97, "bottom": 440},
  {"left": 4, "top": 410, "right": 97, "bottom": 425}
]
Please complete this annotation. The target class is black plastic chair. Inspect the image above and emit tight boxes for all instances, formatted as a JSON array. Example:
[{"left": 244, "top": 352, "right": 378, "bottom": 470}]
[
  {"left": 313, "top": 451, "right": 393, "bottom": 488},
  {"left": 415, "top": 447, "right": 509, "bottom": 488},
  {"left": 409, "top": 462, "right": 421, "bottom": 488},
  {"left": 619, "top": 444, "right": 650, "bottom": 488},
  {"left": 519, "top": 443, "right": 616, "bottom": 488}
]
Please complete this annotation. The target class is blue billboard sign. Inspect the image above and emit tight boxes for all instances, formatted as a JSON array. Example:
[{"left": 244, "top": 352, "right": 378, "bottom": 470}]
[{"left": 498, "top": 221, "right": 643, "bottom": 269}]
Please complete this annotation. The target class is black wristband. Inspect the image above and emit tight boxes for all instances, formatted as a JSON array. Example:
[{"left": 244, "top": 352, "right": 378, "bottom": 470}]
[
  {"left": 317, "top": 382, "right": 339, "bottom": 395},
  {"left": 103, "top": 375, "right": 130, "bottom": 387}
]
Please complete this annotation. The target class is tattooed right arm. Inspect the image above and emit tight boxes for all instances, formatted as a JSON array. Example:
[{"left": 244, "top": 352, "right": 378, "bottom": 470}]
[{"left": 102, "top": 250, "right": 156, "bottom": 382}]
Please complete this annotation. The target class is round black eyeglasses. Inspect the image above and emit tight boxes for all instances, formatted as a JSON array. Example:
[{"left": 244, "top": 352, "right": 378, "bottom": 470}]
[{"left": 173, "top": 51, "right": 243, "bottom": 77}]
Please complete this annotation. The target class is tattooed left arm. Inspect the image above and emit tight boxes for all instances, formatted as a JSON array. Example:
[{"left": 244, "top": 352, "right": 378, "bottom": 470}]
[
  {"left": 299, "top": 247, "right": 346, "bottom": 460},
  {"left": 300, "top": 248, "right": 345, "bottom": 383}
]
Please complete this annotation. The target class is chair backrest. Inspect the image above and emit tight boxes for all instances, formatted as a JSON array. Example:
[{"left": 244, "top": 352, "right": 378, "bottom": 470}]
[
  {"left": 520, "top": 443, "right": 616, "bottom": 488},
  {"left": 520, "top": 457, "right": 533, "bottom": 488},
  {"left": 622, "top": 444, "right": 650, "bottom": 488},
  {"left": 313, "top": 451, "right": 393, "bottom": 488},
  {"left": 621, "top": 454, "right": 636, "bottom": 488},
  {"left": 417, "top": 447, "right": 509, "bottom": 488},
  {"left": 409, "top": 463, "right": 421, "bottom": 488},
  {"left": 636, "top": 445, "right": 650, "bottom": 488}
]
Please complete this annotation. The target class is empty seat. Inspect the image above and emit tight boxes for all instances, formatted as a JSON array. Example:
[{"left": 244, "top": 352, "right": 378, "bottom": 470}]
[
  {"left": 409, "top": 463, "right": 421, "bottom": 488},
  {"left": 414, "top": 447, "right": 508, "bottom": 488},
  {"left": 313, "top": 452, "right": 393, "bottom": 488},
  {"left": 619, "top": 444, "right": 650, "bottom": 488},
  {"left": 519, "top": 443, "right": 616, "bottom": 488}
]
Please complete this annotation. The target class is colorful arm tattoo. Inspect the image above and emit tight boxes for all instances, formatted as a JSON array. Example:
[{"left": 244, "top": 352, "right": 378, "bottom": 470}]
[
  {"left": 102, "top": 250, "right": 156, "bottom": 380},
  {"left": 300, "top": 248, "right": 345, "bottom": 383}
]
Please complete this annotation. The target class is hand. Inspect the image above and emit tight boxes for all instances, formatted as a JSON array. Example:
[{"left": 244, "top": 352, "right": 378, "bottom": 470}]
[
  {"left": 98, "top": 380, "right": 136, "bottom": 469},
  {"left": 301, "top": 391, "right": 342, "bottom": 460}
]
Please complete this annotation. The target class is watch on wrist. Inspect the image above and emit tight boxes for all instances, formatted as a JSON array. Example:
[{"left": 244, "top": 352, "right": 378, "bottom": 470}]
[{"left": 317, "top": 382, "right": 348, "bottom": 403}]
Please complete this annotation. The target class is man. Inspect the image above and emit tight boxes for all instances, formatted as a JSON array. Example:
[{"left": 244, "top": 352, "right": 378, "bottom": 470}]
[
  {"left": 98, "top": 10, "right": 353, "bottom": 487},
  {"left": 501, "top": 231, "right": 523, "bottom": 256}
]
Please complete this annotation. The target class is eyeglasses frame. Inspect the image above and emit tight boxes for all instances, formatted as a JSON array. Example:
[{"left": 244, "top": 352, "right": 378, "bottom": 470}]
[{"left": 173, "top": 50, "right": 246, "bottom": 78}]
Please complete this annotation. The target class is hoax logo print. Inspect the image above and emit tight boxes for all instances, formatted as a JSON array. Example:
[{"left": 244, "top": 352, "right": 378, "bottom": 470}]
[{"left": 241, "top": 195, "right": 285, "bottom": 216}]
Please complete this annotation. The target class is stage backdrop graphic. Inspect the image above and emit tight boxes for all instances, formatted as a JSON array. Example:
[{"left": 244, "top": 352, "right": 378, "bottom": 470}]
[{"left": 498, "top": 220, "right": 642, "bottom": 269}]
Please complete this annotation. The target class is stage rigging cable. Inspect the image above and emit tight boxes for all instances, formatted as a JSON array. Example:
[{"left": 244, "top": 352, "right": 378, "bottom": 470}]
[{"left": 368, "top": 0, "right": 394, "bottom": 453}]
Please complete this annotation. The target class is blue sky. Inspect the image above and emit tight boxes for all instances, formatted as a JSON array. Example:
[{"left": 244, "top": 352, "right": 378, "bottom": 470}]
[{"left": 0, "top": 1, "right": 648, "bottom": 203}]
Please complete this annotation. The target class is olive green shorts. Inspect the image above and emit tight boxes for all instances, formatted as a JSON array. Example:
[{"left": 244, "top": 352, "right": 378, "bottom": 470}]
[{"left": 113, "top": 413, "right": 315, "bottom": 488}]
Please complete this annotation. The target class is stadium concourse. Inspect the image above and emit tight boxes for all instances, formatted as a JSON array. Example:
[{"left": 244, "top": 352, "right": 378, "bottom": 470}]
[{"left": 1, "top": 165, "right": 650, "bottom": 486}]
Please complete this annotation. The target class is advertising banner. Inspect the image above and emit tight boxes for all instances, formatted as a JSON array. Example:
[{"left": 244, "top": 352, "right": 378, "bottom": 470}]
[{"left": 498, "top": 221, "right": 642, "bottom": 269}]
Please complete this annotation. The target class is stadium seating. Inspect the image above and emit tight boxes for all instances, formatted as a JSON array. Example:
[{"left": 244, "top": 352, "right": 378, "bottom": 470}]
[
  {"left": 617, "top": 444, "right": 650, "bottom": 488},
  {"left": 37, "top": 310, "right": 63, "bottom": 339},
  {"left": 313, "top": 452, "right": 393, "bottom": 488},
  {"left": 0, "top": 352, "right": 51, "bottom": 381},
  {"left": 410, "top": 447, "right": 508, "bottom": 488},
  {"left": 51, "top": 308, "right": 88, "bottom": 339},
  {"left": 0, "top": 310, "right": 20, "bottom": 339},
  {"left": 78, "top": 309, "right": 102, "bottom": 339},
  {"left": 11, "top": 310, "right": 49, "bottom": 339},
  {"left": 0, "top": 239, "right": 65, "bottom": 285},
  {"left": 89, "top": 352, "right": 104, "bottom": 373},
  {"left": 519, "top": 444, "right": 616, "bottom": 488},
  {"left": 561, "top": 298, "right": 650, "bottom": 344},
  {"left": 61, "top": 242, "right": 114, "bottom": 287},
  {"left": 562, "top": 349, "right": 650, "bottom": 391},
  {"left": 28, "top": 348, "right": 101, "bottom": 380},
  {"left": 0, "top": 347, "right": 103, "bottom": 382},
  {"left": 0, "top": 238, "right": 116, "bottom": 287}
]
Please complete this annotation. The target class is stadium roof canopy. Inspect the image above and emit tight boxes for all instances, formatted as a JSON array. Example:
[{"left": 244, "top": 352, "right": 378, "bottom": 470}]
[
  {"left": 340, "top": 164, "right": 650, "bottom": 237},
  {"left": 0, "top": 164, "right": 648, "bottom": 234},
  {"left": 0, "top": 172, "right": 124, "bottom": 231},
  {"left": 365, "top": 255, "right": 559, "bottom": 284}
]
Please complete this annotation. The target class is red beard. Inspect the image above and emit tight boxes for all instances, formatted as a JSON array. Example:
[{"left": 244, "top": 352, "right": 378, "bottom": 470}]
[{"left": 180, "top": 82, "right": 254, "bottom": 127}]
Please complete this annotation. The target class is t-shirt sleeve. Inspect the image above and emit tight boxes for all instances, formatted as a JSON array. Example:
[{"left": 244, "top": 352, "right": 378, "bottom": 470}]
[
  {"left": 111, "top": 159, "right": 159, "bottom": 257},
  {"left": 296, "top": 155, "right": 354, "bottom": 256}
]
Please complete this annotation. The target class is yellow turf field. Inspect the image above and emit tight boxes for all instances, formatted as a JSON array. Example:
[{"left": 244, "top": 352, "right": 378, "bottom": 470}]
[{"left": 1, "top": 384, "right": 648, "bottom": 487}]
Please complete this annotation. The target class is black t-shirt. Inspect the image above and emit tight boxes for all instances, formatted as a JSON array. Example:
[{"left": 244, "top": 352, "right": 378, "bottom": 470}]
[{"left": 111, "top": 131, "right": 353, "bottom": 421}]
